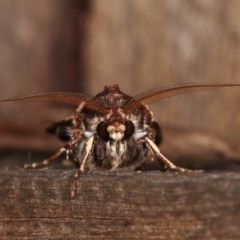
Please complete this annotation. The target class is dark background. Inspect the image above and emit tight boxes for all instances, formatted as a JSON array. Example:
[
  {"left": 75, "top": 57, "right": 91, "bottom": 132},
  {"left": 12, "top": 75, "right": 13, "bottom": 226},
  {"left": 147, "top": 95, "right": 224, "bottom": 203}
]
[{"left": 0, "top": 0, "right": 240, "bottom": 168}]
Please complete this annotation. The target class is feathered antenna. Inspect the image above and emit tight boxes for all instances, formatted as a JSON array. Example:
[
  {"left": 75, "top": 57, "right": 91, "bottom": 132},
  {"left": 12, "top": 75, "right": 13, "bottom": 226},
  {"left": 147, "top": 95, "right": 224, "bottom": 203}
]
[
  {"left": 124, "top": 83, "right": 240, "bottom": 114},
  {"left": 0, "top": 92, "right": 108, "bottom": 115}
]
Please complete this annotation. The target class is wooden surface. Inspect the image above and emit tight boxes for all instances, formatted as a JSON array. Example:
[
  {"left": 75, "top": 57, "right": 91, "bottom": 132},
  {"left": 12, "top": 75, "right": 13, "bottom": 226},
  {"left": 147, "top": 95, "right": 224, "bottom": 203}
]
[
  {"left": 0, "top": 169, "right": 240, "bottom": 239},
  {"left": 0, "top": 2, "right": 240, "bottom": 238},
  {"left": 87, "top": 0, "right": 240, "bottom": 144},
  {"left": 0, "top": 0, "right": 86, "bottom": 139}
]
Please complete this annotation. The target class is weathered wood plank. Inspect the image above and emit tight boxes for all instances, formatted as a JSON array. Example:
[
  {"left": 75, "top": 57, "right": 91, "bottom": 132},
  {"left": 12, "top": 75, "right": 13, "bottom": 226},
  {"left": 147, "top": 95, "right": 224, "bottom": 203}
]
[
  {"left": 0, "top": 169, "right": 240, "bottom": 239},
  {"left": 0, "top": 0, "right": 87, "bottom": 146},
  {"left": 87, "top": 0, "right": 240, "bottom": 145}
]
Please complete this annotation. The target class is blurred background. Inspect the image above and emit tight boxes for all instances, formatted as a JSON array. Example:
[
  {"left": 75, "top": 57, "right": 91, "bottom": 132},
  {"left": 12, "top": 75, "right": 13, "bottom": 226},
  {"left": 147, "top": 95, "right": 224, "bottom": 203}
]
[{"left": 1, "top": 0, "right": 240, "bottom": 170}]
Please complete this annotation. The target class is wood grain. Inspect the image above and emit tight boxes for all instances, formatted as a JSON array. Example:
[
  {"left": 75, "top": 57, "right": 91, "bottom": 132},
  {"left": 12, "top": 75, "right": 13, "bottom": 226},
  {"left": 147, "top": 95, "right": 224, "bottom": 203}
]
[
  {"left": 0, "top": 169, "right": 240, "bottom": 239},
  {"left": 86, "top": 0, "right": 240, "bottom": 144},
  {"left": 1, "top": 0, "right": 240, "bottom": 147}
]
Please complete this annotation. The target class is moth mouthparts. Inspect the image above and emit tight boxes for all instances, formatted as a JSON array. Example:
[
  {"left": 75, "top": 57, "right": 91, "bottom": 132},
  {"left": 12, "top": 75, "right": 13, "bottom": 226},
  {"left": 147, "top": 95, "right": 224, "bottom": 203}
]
[
  {"left": 107, "top": 123, "right": 126, "bottom": 141},
  {"left": 107, "top": 123, "right": 126, "bottom": 133}
]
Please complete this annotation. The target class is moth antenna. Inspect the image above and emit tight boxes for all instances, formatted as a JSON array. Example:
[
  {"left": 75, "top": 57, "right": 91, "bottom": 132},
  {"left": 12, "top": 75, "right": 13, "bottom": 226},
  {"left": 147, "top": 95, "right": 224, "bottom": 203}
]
[
  {"left": 124, "top": 83, "right": 240, "bottom": 114},
  {"left": 0, "top": 92, "right": 107, "bottom": 115}
]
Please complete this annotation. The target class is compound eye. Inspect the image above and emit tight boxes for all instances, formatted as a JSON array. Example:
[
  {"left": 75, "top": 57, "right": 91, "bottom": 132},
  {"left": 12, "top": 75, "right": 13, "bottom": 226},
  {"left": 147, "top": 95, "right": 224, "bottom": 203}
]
[
  {"left": 97, "top": 122, "right": 109, "bottom": 141},
  {"left": 124, "top": 121, "right": 135, "bottom": 139}
]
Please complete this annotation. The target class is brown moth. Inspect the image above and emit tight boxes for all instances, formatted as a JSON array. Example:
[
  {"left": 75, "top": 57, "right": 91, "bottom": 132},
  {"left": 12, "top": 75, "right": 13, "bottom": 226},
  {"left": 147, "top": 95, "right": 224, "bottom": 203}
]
[{"left": 1, "top": 83, "right": 239, "bottom": 197}]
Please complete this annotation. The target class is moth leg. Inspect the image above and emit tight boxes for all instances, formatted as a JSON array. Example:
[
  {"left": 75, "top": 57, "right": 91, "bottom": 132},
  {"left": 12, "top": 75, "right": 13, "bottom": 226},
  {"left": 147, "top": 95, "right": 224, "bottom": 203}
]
[
  {"left": 24, "top": 147, "right": 67, "bottom": 169},
  {"left": 145, "top": 137, "right": 203, "bottom": 173},
  {"left": 24, "top": 138, "right": 79, "bottom": 169},
  {"left": 71, "top": 136, "right": 94, "bottom": 198}
]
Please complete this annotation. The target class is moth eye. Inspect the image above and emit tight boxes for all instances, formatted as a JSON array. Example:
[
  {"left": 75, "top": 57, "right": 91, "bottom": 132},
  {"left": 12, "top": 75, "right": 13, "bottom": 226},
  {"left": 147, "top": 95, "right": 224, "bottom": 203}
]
[
  {"left": 150, "top": 121, "right": 162, "bottom": 145},
  {"left": 97, "top": 121, "right": 109, "bottom": 141},
  {"left": 124, "top": 121, "right": 135, "bottom": 139}
]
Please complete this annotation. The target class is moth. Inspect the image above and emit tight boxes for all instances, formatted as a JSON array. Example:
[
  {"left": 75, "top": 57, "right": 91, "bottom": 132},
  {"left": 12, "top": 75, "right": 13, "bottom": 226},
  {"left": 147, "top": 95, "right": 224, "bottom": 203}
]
[{"left": 1, "top": 83, "right": 239, "bottom": 197}]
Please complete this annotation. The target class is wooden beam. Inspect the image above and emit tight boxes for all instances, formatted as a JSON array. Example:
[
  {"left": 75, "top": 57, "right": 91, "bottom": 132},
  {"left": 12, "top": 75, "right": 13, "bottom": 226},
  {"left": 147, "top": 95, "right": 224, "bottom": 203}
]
[{"left": 0, "top": 169, "right": 240, "bottom": 239}]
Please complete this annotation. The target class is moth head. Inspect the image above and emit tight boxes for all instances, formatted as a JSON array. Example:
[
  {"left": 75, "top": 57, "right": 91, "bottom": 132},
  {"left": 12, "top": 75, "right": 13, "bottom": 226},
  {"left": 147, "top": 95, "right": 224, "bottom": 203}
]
[{"left": 97, "top": 109, "right": 135, "bottom": 141}]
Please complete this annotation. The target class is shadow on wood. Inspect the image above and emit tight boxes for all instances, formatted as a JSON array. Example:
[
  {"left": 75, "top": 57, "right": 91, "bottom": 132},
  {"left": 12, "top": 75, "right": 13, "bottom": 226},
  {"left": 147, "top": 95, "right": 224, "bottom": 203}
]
[{"left": 0, "top": 169, "right": 240, "bottom": 239}]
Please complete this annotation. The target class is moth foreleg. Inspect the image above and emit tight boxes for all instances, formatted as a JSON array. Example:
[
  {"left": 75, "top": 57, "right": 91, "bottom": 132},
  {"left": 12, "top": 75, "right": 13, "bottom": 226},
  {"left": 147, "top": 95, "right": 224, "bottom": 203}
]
[
  {"left": 24, "top": 138, "right": 79, "bottom": 169},
  {"left": 71, "top": 136, "right": 94, "bottom": 198},
  {"left": 145, "top": 137, "right": 203, "bottom": 173},
  {"left": 24, "top": 147, "right": 67, "bottom": 169}
]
